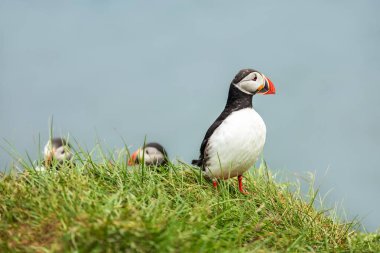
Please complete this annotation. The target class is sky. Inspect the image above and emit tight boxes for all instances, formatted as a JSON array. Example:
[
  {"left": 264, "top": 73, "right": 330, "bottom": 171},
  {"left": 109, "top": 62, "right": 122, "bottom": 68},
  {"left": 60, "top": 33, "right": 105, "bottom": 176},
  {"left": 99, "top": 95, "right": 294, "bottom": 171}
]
[{"left": 1, "top": 0, "right": 379, "bottom": 231}]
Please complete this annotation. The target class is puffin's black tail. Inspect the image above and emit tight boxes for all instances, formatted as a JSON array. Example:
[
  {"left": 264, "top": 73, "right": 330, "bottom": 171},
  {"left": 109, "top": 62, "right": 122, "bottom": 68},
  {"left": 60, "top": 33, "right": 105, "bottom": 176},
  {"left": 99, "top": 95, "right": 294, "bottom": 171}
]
[{"left": 192, "top": 159, "right": 201, "bottom": 166}]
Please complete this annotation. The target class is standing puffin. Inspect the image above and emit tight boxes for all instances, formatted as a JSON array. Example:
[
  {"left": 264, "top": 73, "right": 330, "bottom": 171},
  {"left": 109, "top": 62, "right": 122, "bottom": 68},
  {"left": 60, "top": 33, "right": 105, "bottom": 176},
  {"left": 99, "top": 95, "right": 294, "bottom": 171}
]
[
  {"left": 128, "top": 142, "right": 169, "bottom": 166},
  {"left": 35, "top": 137, "right": 73, "bottom": 171},
  {"left": 192, "top": 69, "right": 275, "bottom": 194}
]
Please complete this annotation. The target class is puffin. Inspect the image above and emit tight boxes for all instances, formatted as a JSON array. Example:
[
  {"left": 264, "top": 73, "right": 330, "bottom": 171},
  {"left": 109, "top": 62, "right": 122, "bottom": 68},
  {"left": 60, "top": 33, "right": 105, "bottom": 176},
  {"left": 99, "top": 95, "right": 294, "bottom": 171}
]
[
  {"left": 35, "top": 137, "right": 74, "bottom": 171},
  {"left": 192, "top": 68, "right": 275, "bottom": 194},
  {"left": 128, "top": 142, "right": 169, "bottom": 166}
]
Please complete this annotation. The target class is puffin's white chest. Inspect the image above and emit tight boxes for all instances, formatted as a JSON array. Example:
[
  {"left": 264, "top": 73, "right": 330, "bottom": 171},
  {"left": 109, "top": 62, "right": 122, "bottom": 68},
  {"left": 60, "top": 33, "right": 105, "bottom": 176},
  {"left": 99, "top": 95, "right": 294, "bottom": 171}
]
[{"left": 205, "top": 108, "right": 266, "bottom": 179}]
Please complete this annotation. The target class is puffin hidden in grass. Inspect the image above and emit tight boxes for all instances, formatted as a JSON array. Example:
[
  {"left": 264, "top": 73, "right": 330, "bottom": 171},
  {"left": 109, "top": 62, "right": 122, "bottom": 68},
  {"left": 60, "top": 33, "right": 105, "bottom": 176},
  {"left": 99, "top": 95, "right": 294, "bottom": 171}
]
[
  {"left": 35, "top": 137, "right": 74, "bottom": 171},
  {"left": 192, "top": 69, "right": 275, "bottom": 194},
  {"left": 128, "top": 142, "right": 169, "bottom": 166}
]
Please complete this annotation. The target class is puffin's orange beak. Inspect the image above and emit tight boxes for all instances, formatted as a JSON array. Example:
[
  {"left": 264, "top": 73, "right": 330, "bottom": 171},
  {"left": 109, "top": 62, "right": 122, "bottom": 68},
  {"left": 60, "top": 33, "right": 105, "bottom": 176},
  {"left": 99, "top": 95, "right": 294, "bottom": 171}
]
[
  {"left": 45, "top": 150, "right": 54, "bottom": 167},
  {"left": 263, "top": 76, "right": 276, "bottom": 95},
  {"left": 128, "top": 149, "right": 139, "bottom": 166}
]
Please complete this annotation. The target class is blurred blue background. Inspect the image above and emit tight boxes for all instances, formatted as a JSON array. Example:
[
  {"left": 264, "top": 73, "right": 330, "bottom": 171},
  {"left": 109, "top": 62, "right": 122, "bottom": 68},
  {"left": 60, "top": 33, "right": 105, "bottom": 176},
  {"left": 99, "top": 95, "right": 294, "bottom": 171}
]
[{"left": 1, "top": 1, "right": 379, "bottom": 231}]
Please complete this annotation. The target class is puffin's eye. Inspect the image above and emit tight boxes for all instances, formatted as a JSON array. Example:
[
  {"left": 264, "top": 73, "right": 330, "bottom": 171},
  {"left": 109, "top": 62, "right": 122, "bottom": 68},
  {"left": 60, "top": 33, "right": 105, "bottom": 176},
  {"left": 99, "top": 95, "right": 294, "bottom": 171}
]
[{"left": 252, "top": 76, "right": 257, "bottom": 81}]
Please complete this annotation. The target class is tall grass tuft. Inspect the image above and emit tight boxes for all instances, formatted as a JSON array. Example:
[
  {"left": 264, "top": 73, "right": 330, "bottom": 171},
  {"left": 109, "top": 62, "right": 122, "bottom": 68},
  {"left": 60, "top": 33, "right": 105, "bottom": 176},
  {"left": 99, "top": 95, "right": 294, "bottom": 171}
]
[{"left": 0, "top": 145, "right": 379, "bottom": 252}]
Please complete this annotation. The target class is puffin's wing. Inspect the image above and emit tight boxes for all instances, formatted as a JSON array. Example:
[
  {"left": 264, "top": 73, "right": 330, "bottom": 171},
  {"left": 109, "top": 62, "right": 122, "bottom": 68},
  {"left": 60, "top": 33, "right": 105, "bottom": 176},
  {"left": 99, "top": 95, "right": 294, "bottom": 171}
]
[{"left": 192, "top": 110, "right": 231, "bottom": 168}]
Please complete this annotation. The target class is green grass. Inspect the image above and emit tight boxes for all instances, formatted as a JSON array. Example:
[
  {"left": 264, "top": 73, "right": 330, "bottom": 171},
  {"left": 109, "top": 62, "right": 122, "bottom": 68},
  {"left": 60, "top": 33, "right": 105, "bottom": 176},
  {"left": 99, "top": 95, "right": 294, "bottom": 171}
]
[{"left": 0, "top": 148, "right": 379, "bottom": 252}]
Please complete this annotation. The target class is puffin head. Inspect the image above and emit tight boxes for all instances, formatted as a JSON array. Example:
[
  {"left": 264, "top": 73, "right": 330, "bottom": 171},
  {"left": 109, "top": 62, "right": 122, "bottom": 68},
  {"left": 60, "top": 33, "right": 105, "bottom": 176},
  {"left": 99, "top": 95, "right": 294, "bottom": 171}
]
[
  {"left": 44, "top": 137, "right": 73, "bottom": 166},
  {"left": 128, "top": 142, "right": 168, "bottom": 166},
  {"left": 232, "top": 69, "right": 276, "bottom": 95}
]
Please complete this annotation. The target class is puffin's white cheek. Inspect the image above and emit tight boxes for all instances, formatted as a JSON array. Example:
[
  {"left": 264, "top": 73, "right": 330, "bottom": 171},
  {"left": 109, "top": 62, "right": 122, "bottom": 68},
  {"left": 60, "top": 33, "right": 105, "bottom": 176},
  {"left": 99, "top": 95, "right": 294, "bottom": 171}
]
[
  {"left": 54, "top": 151, "right": 63, "bottom": 160},
  {"left": 150, "top": 154, "right": 159, "bottom": 164},
  {"left": 154, "top": 153, "right": 165, "bottom": 164},
  {"left": 144, "top": 154, "right": 153, "bottom": 164},
  {"left": 240, "top": 81, "right": 260, "bottom": 93},
  {"left": 139, "top": 150, "right": 151, "bottom": 163},
  {"left": 54, "top": 147, "right": 71, "bottom": 161}
]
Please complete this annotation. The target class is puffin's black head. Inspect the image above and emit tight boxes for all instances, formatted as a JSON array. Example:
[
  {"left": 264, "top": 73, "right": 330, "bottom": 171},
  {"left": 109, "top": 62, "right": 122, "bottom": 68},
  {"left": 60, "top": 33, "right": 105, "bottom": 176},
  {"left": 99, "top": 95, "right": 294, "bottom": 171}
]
[
  {"left": 128, "top": 142, "right": 168, "bottom": 166},
  {"left": 44, "top": 137, "right": 73, "bottom": 165},
  {"left": 231, "top": 69, "right": 276, "bottom": 95},
  {"left": 51, "top": 138, "right": 70, "bottom": 149}
]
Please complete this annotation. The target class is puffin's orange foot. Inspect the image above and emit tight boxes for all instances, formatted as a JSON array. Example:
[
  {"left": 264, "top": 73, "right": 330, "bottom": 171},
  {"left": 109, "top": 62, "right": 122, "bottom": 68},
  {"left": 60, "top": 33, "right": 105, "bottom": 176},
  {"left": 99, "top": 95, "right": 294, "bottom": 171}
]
[
  {"left": 238, "top": 175, "right": 249, "bottom": 195},
  {"left": 213, "top": 180, "right": 218, "bottom": 189}
]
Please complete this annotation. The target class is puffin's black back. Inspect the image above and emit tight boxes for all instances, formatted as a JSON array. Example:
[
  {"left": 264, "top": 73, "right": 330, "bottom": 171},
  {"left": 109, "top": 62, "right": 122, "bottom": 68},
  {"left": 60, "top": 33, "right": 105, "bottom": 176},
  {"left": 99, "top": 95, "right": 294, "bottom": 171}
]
[{"left": 192, "top": 69, "right": 256, "bottom": 169}]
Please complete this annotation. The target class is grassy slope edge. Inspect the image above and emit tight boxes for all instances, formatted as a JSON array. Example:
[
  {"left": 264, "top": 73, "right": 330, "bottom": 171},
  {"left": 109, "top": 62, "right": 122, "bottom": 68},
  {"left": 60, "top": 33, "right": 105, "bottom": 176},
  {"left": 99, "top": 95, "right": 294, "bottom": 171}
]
[{"left": 0, "top": 158, "right": 379, "bottom": 252}]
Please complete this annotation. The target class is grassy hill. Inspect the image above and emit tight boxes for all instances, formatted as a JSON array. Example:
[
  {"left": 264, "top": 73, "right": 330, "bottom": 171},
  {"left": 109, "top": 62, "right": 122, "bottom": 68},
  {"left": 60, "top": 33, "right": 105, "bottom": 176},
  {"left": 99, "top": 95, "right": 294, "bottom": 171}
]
[{"left": 0, "top": 152, "right": 379, "bottom": 252}]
